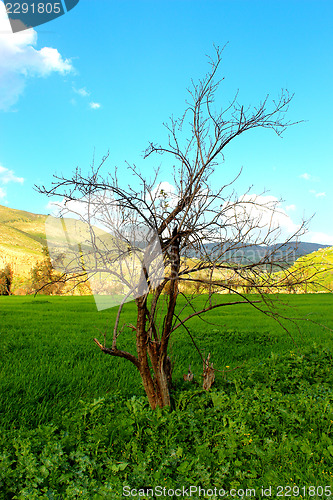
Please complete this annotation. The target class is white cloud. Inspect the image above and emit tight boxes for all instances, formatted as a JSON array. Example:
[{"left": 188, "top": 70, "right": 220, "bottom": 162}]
[
  {"left": 285, "top": 204, "right": 296, "bottom": 212},
  {"left": 0, "top": 164, "right": 24, "bottom": 204},
  {"left": 46, "top": 193, "right": 116, "bottom": 232},
  {"left": 0, "top": 3, "right": 73, "bottom": 111},
  {"left": 309, "top": 189, "right": 326, "bottom": 198},
  {"left": 152, "top": 181, "right": 176, "bottom": 197},
  {"left": 151, "top": 181, "right": 178, "bottom": 210},
  {"left": 222, "top": 194, "right": 300, "bottom": 242},
  {"left": 299, "top": 173, "right": 311, "bottom": 180},
  {"left": 72, "top": 87, "right": 102, "bottom": 110},
  {"left": 73, "top": 87, "right": 90, "bottom": 97},
  {"left": 0, "top": 165, "right": 24, "bottom": 184},
  {"left": 89, "top": 102, "right": 101, "bottom": 110},
  {"left": 46, "top": 198, "right": 85, "bottom": 218},
  {"left": 306, "top": 231, "right": 333, "bottom": 246},
  {"left": 46, "top": 200, "right": 60, "bottom": 214}
]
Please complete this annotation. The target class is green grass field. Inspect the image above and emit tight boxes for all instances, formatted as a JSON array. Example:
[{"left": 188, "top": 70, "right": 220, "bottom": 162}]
[{"left": 1, "top": 294, "right": 333, "bottom": 498}]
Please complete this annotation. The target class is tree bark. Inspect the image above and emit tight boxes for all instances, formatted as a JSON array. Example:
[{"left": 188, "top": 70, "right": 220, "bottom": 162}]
[{"left": 134, "top": 294, "right": 172, "bottom": 408}]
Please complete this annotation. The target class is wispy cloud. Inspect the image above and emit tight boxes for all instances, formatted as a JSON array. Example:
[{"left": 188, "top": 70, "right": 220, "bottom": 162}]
[
  {"left": 0, "top": 164, "right": 24, "bottom": 204},
  {"left": 73, "top": 87, "right": 90, "bottom": 97},
  {"left": 89, "top": 102, "right": 101, "bottom": 110},
  {"left": 0, "top": 3, "right": 73, "bottom": 111},
  {"left": 309, "top": 189, "right": 326, "bottom": 198},
  {"left": 0, "top": 165, "right": 24, "bottom": 184},
  {"left": 306, "top": 231, "right": 333, "bottom": 245},
  {"left": 299, "top": 172, "right": 321, "bottom": 182},
  {"left": 285, "top": 204, "right": 296, "bottom": 211},
  {"left": 222, "top": 193, "right": 301, "bottom": 242},
  {"left": 72, "top": 86, "right": 101, "bottom": 110}
]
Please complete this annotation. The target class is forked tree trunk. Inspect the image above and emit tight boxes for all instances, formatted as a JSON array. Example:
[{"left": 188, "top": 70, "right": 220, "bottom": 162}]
[
  {"left": 133, "top": 229, "right": 180, "bottom": 409},
  {"left": 135, "top": 295, "right": 173, "bottom": 409},
  {"left": 95, "top": 228, "right": 180, "bottom": 410},
  {"left": 94, "top": 334, "right": 172, "bottom": 409},
  {"left": 140, "top": 347, "right": 172, "bottom": 408}
]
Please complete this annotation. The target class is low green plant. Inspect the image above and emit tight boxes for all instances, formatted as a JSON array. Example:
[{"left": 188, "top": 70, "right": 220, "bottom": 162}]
[
  {"left": 1, "top": 349, "right": 333, "bottom": 498},
  {"left": 1, "top": 295, "right": 333, "bottom": 497}
]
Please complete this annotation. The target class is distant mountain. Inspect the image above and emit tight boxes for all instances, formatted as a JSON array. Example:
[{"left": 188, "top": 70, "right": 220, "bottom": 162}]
[
  {"left": 271, "top": 241, "right": 330, "bottom": 257},
  {"left": 193, "top": 241, "right": 331, "bottom": 266}
]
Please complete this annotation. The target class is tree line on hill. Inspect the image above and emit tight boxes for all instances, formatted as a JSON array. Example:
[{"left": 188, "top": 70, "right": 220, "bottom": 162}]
[
  {"left": 0, "top": 264, "right": 13, "bottom": 295},
  {"left": 1, "top": 244, "right": 332, "bottom": 297},
  {"left": 0, "top": 247, "right": 91, "bottom": 296}
]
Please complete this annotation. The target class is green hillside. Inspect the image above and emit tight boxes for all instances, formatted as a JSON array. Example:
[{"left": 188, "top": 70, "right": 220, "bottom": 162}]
[
  {"left": 272, "top": 246, "right": 333, "bottom": 292},
  {"left": 293, "top": 246, "right": 333, "bottom": 291},
  {"left": 0, "top": 205, "right": 47, "bottom": 277},
  {"left": 0, "top": 205, "right": 122, "bottom": 292}
]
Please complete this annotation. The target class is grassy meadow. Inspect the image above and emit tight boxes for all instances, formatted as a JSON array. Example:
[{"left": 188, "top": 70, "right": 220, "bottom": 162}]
[{"left": 1, "top": 293, "right": 333, "bottom": 498}]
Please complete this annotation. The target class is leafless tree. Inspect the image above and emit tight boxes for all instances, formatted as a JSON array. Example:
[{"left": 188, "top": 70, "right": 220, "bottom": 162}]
[{"left": 37, "top": 46, "right": 324, "bottom": 409}]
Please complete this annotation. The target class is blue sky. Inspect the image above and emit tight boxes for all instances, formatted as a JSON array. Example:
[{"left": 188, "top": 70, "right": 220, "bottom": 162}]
[{"left": 0, "top": 0, "right": 332, "bottom": 243}]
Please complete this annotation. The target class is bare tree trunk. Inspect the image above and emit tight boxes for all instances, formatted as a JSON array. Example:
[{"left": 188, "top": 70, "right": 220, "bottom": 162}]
[
  {"left": 136, "top": 296, "right": 172, "bottom": 408},
  {"left": 136, "top": 344, "right": 171, "bottom": 408}
]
